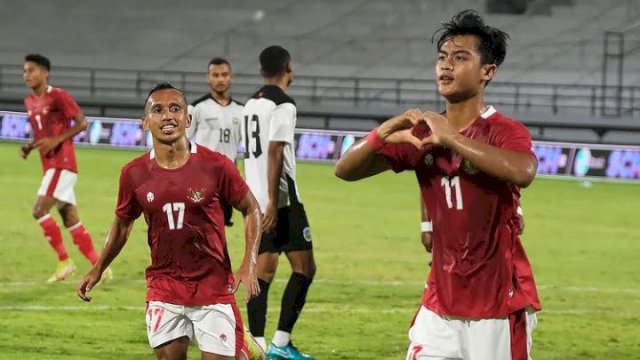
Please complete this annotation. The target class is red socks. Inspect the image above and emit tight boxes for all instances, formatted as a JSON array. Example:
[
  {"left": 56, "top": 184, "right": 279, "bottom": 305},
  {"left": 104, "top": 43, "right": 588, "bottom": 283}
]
[
  {"left": 68, "top": 222, "right": 100, "bottom": 265},
  {"left": 37, "top": 214, "right": 69, "bottom": 261}
]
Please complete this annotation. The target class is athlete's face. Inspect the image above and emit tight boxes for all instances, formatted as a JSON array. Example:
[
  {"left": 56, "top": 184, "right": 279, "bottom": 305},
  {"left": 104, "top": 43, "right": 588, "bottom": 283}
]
[
  {"left": 23, "top": 61, "right": 48, "bottom": 90},
  {"left": 143, "top": 88, "right": 192, "bottom": 145},
  {"left": 207, "top": 63, "right": 232, "bottom": 95},
  {"left": 436, "top": 35, "right": 496, "bottom": 103}
]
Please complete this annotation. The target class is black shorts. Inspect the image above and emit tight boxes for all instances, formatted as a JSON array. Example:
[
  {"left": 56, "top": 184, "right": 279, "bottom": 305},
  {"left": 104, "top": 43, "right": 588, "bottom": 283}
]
[{"left": 259, "top": 203, "right": 313, "bottom": 254}]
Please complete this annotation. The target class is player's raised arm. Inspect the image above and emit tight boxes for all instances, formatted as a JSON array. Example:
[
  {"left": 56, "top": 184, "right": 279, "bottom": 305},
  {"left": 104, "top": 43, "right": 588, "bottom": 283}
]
[
  {"left": 77, "top": 216, "right": 134, "bottom": 302},
  {"left": 421, "top": 111, "right": 537, "bottom": 188},
  {"left": 232, "top": 191, "right": 262, "bottom": 303},
  {"left": 335, "top": 109, "right": 423, "bottom": 181}
]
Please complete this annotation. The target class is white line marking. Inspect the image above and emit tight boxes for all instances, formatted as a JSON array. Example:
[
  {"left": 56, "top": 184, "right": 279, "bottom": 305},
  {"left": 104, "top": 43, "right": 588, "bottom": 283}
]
[
  {"left": 0, "top": 304, "right": 634, "bottom": 318},
  {"left": 2, "top": 278, "right": 639, "bottom": 294}
]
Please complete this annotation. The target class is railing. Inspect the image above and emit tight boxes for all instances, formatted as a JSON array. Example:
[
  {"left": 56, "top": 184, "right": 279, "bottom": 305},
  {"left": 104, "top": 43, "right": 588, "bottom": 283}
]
[{"left": 2, "top": 64, "right": 639, "bottom": 118}]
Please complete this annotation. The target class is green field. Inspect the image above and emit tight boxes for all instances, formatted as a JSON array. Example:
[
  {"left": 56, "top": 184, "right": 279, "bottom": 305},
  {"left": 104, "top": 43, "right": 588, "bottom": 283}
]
[{"left": 0, "top": 141, "right": 639, "bottom": 359}]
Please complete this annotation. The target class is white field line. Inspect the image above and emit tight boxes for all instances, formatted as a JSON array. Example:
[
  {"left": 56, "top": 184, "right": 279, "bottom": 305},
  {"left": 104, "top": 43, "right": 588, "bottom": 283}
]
[
  {"left": 3, "top": 278, "right": 640, "bottom": 294},
  {"left": 0, "top": 304, "right": 635, "bottom": 318}
]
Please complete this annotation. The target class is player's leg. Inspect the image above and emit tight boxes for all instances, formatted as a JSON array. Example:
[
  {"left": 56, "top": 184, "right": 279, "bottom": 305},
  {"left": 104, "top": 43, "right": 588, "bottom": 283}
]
[
  {"left": 50, "top": 169, "right": 100, "bottom": 266},
  {"left": 405, "top": 306, "right": 462, "bottom": 360},
  {"left": 190, "top": 303, "right": 247, "bottom": 360},
  {"left": 153, "top": 337, "right": 190, "bottom": 360},
  {"left": 147, "top": 301, "right": 193, "bottom": 360},
  {"left": 247, "top": 228, "right": 280, "bottom": 351},
  {"left": 58, "top": 203, "right": 100, "bottom": 265},
  {"left": 34, "top": 169, "right": 74, "bottom": 282},
  {"left": 460, "top": 310, "right": 534, "bottom": 360},
  {"left": 267, "top": 204, "right": 315, "bottom": 359}
]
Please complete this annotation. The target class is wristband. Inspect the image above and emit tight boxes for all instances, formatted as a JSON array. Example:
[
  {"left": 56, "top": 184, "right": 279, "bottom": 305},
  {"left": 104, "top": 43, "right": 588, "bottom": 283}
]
[
  {"left": 421, "top": 221, "right": 433, "bottom": 232},
  {"left": 366, "top": 128, "right": 385, "bottom": 151}
]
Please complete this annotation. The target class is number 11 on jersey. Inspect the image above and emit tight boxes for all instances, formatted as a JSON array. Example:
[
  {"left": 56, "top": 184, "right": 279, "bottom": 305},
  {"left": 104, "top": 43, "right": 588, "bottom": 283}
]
[{"left": 441, "top": 176, "right": 463, "bottom": 210}]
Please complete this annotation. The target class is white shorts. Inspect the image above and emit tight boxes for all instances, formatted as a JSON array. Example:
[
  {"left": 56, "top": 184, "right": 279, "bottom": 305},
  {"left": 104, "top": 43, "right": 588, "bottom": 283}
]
[
  {"left": 146, "top": 301, "right": 243, "bottom": 357},
  {"left": 36, "top": 169, "right": 77, "bottom": 206},
  {"left": 406, "top": 306, "right": 537, "bottom": 360}
]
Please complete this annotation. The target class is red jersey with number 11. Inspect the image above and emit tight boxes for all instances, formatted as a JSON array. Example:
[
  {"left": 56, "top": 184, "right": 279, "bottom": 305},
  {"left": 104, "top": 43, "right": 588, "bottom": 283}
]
[{"left": 380, "top": 107, "right": 541, "bottom": 318}]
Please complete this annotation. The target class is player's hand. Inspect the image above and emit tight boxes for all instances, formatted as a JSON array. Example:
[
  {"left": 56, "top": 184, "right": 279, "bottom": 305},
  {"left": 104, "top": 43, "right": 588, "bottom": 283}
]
[
  {"left": 233, "top": 262, "right": 260, "bottom": 303},
  {"left": 19, "top": 143, "right": 33, "bottom": 159},
  {"left": 33, "top": 136, "right": 62, "bottom": 155},
  {"left": 421, "top": 111, "right": 457, "bottom": 146},
  {"left": 421, "top": 231, "right": 433, "bottom": 253},
  {"left": 76, "top": 267, "right": 103, "bottom": 302},
  {"left": 377, "top": 108, "right": 426, "bottom": 149},
  {"left": 262, "top": 203, "right": 278, "bottom": 233}
]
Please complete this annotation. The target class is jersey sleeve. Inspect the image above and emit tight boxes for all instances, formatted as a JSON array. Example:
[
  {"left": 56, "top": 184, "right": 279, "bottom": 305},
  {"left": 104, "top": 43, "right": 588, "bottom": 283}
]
[
  {"left": 268, "top": 103, "right": 295, "bottom": 144},
  {"left": 493, "top": 120, "right": 535, "bottom": 156},
  {"left": 378, "top": 141, "right": 423, "bottom": 172},
  {"left": 218, "top": 156, "right": 250, "bottom": 206},
  {"left": 55, "top": 89, "right": 81, "bottom": 120},
  {"left": 115, "top": 166, "right": 143, "bottom": 220}
]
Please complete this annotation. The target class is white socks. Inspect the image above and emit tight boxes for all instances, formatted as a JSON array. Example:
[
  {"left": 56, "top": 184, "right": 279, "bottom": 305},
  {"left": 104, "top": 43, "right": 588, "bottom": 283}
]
[
  {"left": 272, "top": 330, "right": 291, "bottom": 347},
  {"left": 254, "top": 337, "right": 267, "bottom": 352}
]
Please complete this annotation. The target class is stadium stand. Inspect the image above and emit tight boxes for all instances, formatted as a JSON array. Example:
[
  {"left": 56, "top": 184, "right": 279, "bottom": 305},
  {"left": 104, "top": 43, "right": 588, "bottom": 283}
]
[{"left": 0, "top": 0, "right": 639, "bottom": 143}]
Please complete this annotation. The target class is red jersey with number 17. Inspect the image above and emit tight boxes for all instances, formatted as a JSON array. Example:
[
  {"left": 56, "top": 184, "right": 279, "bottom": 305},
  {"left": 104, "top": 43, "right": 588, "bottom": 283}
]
[
  {"left": 379, "top": 106, "right": 541, "bottom": 318},
  {"left": 115, "top": 143, "right": 250, "bottom": 306},
  {"left": 24, "top": 85, "right": 80, "bottom": 173}
]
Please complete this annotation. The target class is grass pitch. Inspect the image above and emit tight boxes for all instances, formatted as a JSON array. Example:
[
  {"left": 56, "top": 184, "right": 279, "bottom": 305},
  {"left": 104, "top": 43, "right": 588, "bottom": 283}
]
[{"left": 0, "top": 142, "right": 638, "bottom": 359}]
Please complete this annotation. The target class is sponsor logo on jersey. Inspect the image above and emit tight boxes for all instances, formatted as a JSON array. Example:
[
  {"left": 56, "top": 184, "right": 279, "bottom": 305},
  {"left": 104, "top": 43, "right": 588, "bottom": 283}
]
[
  {"left": 463, "top": 158, "right": 479, "bottom": 175},
  {"left": 188, "top": 188, "right": 205, "bottom": 203},
  {"left": 42, "top": 107, "right": 49, "bottom": 115},
  {"left": 146, "top": 192, "right": 154, "bottom": 203},
  {"left": 302, "top": 227, "right": 312, "bottom": 242}
]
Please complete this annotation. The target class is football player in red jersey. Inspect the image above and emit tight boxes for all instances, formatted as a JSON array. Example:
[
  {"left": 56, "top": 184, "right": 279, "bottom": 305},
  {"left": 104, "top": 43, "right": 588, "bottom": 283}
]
[
  {"left": 20, "top": 54, "right": 107, "bottom": 283},
  {"left": 77, "top": 83, "right": 263, "bottom": 360},
  {"left": 336, "top": 10, "right": 540, "bottom": 360}
]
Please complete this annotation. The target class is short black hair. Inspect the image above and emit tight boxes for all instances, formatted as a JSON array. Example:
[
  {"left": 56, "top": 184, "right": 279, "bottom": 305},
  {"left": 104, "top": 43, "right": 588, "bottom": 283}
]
[
  {"left": 25, "top": 54, "right": 51, "bottom": 71},
  {"left": 259, "top": 45, "right": 291, "bottom": 77},
  {"left": 433, "top": 9, "right": 509, "bottom": 66},
  {"left": 144, "top": 82, "right": 187, "bottom": 109},
  {"left": 208, "top": 57, "right": 231, "bottom": 69}
]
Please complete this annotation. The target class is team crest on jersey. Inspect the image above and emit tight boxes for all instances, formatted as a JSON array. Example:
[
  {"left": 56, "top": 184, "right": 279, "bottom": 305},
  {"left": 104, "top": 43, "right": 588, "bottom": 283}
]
[
  {"left": 232, "top": 117, "right": 240, "bottom": 125},
  {"left": 146, "top": 192, "right": 154, "bottom": 203},
  {"left": 219, "top": 334, "right": 227, "bottom": 343},
  {"left": 423, "top": 154, "right": 433, "bottom": 167},
  {"left": 462, "top": 158, "right": 479, "bottom": 175},
  {"left": 188, "top": 188, "right": 205, "bottom": 203}
]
